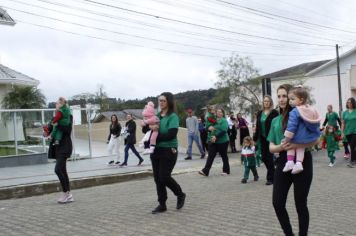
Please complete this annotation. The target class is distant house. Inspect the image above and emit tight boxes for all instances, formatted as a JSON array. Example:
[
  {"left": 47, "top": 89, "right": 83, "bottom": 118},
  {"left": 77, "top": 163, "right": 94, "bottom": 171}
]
[
  {"left": 0, "top": 64, "right": 40, "bottom": 141},
  {"left": 262, "top": 47, "right": 356, "bottom": 116}
]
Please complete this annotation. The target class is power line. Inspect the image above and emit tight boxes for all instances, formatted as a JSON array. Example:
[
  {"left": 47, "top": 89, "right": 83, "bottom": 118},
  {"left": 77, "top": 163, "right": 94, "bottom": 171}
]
[
  {"left": 77, "top": 0, "right": 334, "bottom": 47},
  {"left": 213, "top": 0, "right": 356, "bottom": 35},
  {"left": 147, "top": 0, "right": 352, "bottom": 43},
  {"left": 17, "top": 0, "right": 335, "bottom": 51},
  {"left": 4, "top": 6, "right": 334, "bottom": 57},
  {"left": 11, "top": 19, "right": 332, "bottom": 62},
  {"left": 7, "top": 0, "right": 337, "bottom": 53}
]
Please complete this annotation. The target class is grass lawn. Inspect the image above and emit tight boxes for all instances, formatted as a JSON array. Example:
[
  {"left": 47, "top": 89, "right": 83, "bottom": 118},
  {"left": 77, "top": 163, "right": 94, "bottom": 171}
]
[{"left": 0, "top": 147, "right": 29, "bottom": 157}]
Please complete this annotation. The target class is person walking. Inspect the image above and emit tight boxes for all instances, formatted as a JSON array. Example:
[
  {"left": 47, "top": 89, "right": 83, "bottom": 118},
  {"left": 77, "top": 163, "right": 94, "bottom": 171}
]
[
  {"left": 198, "top": 116, "right": 208, "bottom": 154},
  {"left": 107, "top": 114, "right": 122, "bottom": 165},
  {"left": 227, "top": 112, "right": 237, "bottom": 153},
  {"left": 240, "top": 136, "right": 259, "bottom": 184},
  {"left": 46, "top": 97, "right": 74, "bottom": 204},
  {"left": 119, "top": 114, "right": 144, "bottom": 167},
  {"left": 268, "top": 84, "right": 317, "bottom": 236},
  {"left": 253, "top": 95, "right": 279, "bottom": 185},
  {"left": 185, "top": 108, "right": 205, "bottom": 160},
  {"left": 342, "top": 97, "right": 356, "bottom": 168},
  {"left": 150, "top": 92, "right": 186, "bottom": 214},
  {"left": 199, "top": 108, "right": 230, "bottom": 176},
  {"left": 237, "top": 113, "right": 250, "bottom": 146}
]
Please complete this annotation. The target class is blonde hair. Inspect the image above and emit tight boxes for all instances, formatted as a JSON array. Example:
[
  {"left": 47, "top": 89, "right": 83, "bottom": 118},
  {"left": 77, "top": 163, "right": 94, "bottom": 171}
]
[
  {"left": 243, "top": 136, "right": 253, "bottom": 147},
  {"left": 58, "top": 97, "right": 67, "bottom": 105}
]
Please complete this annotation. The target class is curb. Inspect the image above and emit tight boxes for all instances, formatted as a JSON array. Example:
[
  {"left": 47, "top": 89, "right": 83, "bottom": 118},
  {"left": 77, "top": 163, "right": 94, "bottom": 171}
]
[{"left": 0, "top": 170, "right": 153, "bottom": 200}]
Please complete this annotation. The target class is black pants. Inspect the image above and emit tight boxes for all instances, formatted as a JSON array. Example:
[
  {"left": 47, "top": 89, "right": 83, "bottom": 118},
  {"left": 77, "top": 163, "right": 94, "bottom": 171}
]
[
  {"left": 343, "top": 142, "right": 350, "bottom": 154},
  {"left": 273, "top": 151, "right": 313, "bottom": 236},
  {"left": 123, "top": 143, "right": 143, "bottom": 164},
  {"left": 239, "top": 127, "right": 250, "bottom": 145},
  {"left": 260, "top": 136, "right": 275, "bottom": 182},
  {"left": 55, "top": 156, "right": 70, "bottom": 192},
  {"left": 346, "top": 134, "right": 356, "bottom": 162},
  {"left": 202, "top": 142, "right": 230, "bottom": 176},
  {"left": 150, "top": 147, "right": 183, "bottom": 205},
  {"left": 200, "top": 131, "right": 208, "bottom": 152}
]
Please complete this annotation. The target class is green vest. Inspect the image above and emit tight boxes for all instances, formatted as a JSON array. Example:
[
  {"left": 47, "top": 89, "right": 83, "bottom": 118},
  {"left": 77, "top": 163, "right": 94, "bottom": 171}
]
[
  {"left": 58, "top": 105, "right": 71, "bottom": 126},
  {"left": 342, "top": 110, "right": 356, "bottom": 136},
  {"left": 157, "top": 112, "right": 179, "bottom": 148}
]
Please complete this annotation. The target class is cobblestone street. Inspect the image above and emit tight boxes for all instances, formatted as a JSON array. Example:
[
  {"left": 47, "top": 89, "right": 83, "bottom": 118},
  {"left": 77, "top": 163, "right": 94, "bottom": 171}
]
[{"left": 1, "top": 151, "right": 355, "bottom": 236}]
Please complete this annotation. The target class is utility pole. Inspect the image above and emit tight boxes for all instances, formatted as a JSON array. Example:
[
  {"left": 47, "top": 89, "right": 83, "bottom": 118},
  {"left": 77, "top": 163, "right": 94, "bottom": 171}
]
[{"left": 336, "top": 44, "right": 342, "bottom": 116}]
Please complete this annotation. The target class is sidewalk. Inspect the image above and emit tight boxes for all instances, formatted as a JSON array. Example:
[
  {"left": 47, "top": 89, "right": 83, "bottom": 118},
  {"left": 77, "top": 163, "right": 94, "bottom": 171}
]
[{"left": 0, "top": 141, "right": 239, "bottom": 199}]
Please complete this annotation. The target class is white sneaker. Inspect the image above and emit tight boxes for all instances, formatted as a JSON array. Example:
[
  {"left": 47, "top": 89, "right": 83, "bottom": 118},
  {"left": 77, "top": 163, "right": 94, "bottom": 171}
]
[
  {"left": 291, "top": 162, "right": 304, "bottom": 174},
  {"left": 65, "top": 192, "right": 74, "bottom": 203},
  {"left": 148, "top": 146, "right": 155, "bottom": 154},
  {"left": 283, "top": 161, "right": 294, "bottom": 172},
  {"left": 57, "top": 192, "right": 67, "bottom": 203},
  {"left": 328, "top": 162, "right": 334, "bottom": 167},
  {"left": 142, "top": 149, "right": 151, "bottom": 155}
]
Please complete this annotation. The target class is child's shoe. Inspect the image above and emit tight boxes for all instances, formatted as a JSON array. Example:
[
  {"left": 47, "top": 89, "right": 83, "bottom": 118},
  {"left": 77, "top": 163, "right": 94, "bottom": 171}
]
[
  {"left": 283, "top": 160, "right": 294, "bottom": 172},
  {"left": 291, "top": 162, "right": 303, "bottom": 174},
  {"left": 142, "top": 149, "right": 151, "bottom": 155},
  {"left": 241, "top": 179, "right": 247, "bottom": 184},
  {"left": 328, "top": 162, "right": 334, "bottom": 167},
  {"left": 148, "top": 146, "right": 155, "bottom": 154}
]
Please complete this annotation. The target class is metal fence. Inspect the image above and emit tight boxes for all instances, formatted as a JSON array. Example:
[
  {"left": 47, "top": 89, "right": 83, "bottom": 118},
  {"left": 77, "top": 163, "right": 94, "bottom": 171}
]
[{"left": 0, "top": 107, "right": 100, "bottom": 160}]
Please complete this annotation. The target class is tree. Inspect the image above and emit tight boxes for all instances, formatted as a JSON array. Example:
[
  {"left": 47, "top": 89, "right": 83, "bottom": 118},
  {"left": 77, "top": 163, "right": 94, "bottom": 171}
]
[
  {"left": 2, "top": 85, "right": 46, "bottom": 140},
  {"left": 216, "top": 53, "right": 262, "bottom": 117},
  {"left": 2, "top": 85, "right": 46, "bottom": 109}
]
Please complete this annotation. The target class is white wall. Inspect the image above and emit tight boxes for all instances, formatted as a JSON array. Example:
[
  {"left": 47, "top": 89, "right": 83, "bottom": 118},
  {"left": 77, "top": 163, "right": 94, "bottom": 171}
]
[{"left": 310, "top": 52, "right": 356, "bottom": 77}]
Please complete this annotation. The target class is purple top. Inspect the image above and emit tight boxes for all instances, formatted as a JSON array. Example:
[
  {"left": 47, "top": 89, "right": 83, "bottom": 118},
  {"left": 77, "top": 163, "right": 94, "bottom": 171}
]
[{"left": 238, "top": 118, "right": 248, "bottom": 128}]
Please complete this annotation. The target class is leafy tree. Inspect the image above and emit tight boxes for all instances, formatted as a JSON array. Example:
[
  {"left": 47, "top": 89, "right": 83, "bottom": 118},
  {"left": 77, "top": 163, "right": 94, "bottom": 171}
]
[
  {"left": 2, "top": 85, "right": 46, "bottom": 109},
  {"left": 2, "top": 85, "right": 46, "bottom": 140},
  {"left": 216, "top": 53, "right": 262, "bottom": 117}
]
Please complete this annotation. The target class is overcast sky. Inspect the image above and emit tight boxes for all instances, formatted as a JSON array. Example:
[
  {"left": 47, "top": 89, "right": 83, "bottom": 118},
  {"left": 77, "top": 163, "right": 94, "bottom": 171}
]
[{"left": 1, "top": 0, "right": 356, "bottom": 103}]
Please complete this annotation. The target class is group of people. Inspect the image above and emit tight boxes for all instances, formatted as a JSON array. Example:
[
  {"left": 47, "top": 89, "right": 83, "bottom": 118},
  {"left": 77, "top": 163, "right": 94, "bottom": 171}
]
[{"left": 45, "top": 85, "right": 356, "bottom": 235}]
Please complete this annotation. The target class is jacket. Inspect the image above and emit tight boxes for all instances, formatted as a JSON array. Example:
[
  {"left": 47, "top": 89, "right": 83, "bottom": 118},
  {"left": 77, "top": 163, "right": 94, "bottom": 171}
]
[
  {"left": 253, "top": 109, "right": 279, "bottom": 142},
  {"left": 125, "top": 119, "right": 137, "bottom": 145},
  {"left": 284, "top": 105, "right": 322, "bottom": 144},
  {"left": 48, "top": 115, "right": 73, "bottom": 159}
]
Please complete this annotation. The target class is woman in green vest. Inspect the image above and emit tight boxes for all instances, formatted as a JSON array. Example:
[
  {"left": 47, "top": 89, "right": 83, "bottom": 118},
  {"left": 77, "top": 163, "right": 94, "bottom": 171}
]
[
  {"left": 199, "top": 108, "right": 230, "bottom": 176},
  {"left": 253, "top": 95, "right": 279, "bottom": 185},
  {"left": 267, "top": 84, "right": 317, "bottom": 236},
  {"left": 342, "top": 97, "right": 356, "bottom": 168},
  {"left": 150, "top": 92, "right": 186, "bottom": 214}
]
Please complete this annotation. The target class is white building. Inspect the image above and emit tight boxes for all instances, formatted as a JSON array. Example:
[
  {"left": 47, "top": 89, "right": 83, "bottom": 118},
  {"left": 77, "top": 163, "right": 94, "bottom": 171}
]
[
  {"left": 0, "top": 64, "right": 40, "bottom": 141},
  {"left": 262, "top": 47, "right": 356, "bottom": 117}
]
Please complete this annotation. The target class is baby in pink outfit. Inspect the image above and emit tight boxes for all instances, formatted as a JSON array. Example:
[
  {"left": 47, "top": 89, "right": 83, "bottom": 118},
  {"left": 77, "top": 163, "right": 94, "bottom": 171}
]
[{"left": 142, "top": 101, "right": 160, "bottom": 154}]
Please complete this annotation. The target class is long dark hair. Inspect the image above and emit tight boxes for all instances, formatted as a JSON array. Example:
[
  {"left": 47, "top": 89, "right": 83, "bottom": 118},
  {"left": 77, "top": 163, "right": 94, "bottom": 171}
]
[
  {"left": 277, "top": 84, "right": 293, "bottom": 130},
  {"left": 160, "top": 92, "right": 176, "bottom": 114},
  {"left": 110, "top": 114, "right": 120, "bottom": 128},
  {"left": 346, "top": 97, "right": 356, "bottom": 109}
]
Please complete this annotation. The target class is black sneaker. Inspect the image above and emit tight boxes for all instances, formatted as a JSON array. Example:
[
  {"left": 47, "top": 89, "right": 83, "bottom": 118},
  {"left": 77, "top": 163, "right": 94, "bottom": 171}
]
[
  {"left": 152, "top": 205, "right": 167, "bottom": 214},
  {"left": 185, "top": 156, "right": 192, "bottom": 160},
  {"left": 265, "top": 181, "right": 273, "bottom": 185},
  {"left": 107, "top": 160, "right": 114, "bottom": 165},
  {"left": 200, "top": 154, "right": 205, "bottom": 159},
  {"left": 176, "top": 193, "right": 186, "bottom": 210},
  {"left": 119, "top": 163, "right": 127, "bottom": 167},
  {"left": 138, "top": 159, "right": 144, "bottom": 166},
  {"left": 241, "top": 179, "right": 247, "bottom": 184},
  {"left": 114, "top": 161, "right": 120, "bottom": 165},
  {"left": 254, "top": 176, "right": 259, "bottom": 181}
]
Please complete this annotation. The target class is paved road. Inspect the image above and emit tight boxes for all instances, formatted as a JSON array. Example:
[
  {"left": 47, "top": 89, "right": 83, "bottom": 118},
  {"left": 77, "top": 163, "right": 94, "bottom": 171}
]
[{"left": 0, "top": 150, "right": 355, "bottom": 236}]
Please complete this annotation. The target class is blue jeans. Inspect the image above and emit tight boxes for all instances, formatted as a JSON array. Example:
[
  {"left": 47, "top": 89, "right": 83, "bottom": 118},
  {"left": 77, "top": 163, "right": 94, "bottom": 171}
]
[
  {"left": 187, "top": 132, "right": 205, "bottom": 157},
  {"left": 123, "top": 144, "right": 143, "bottom": 164}
]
